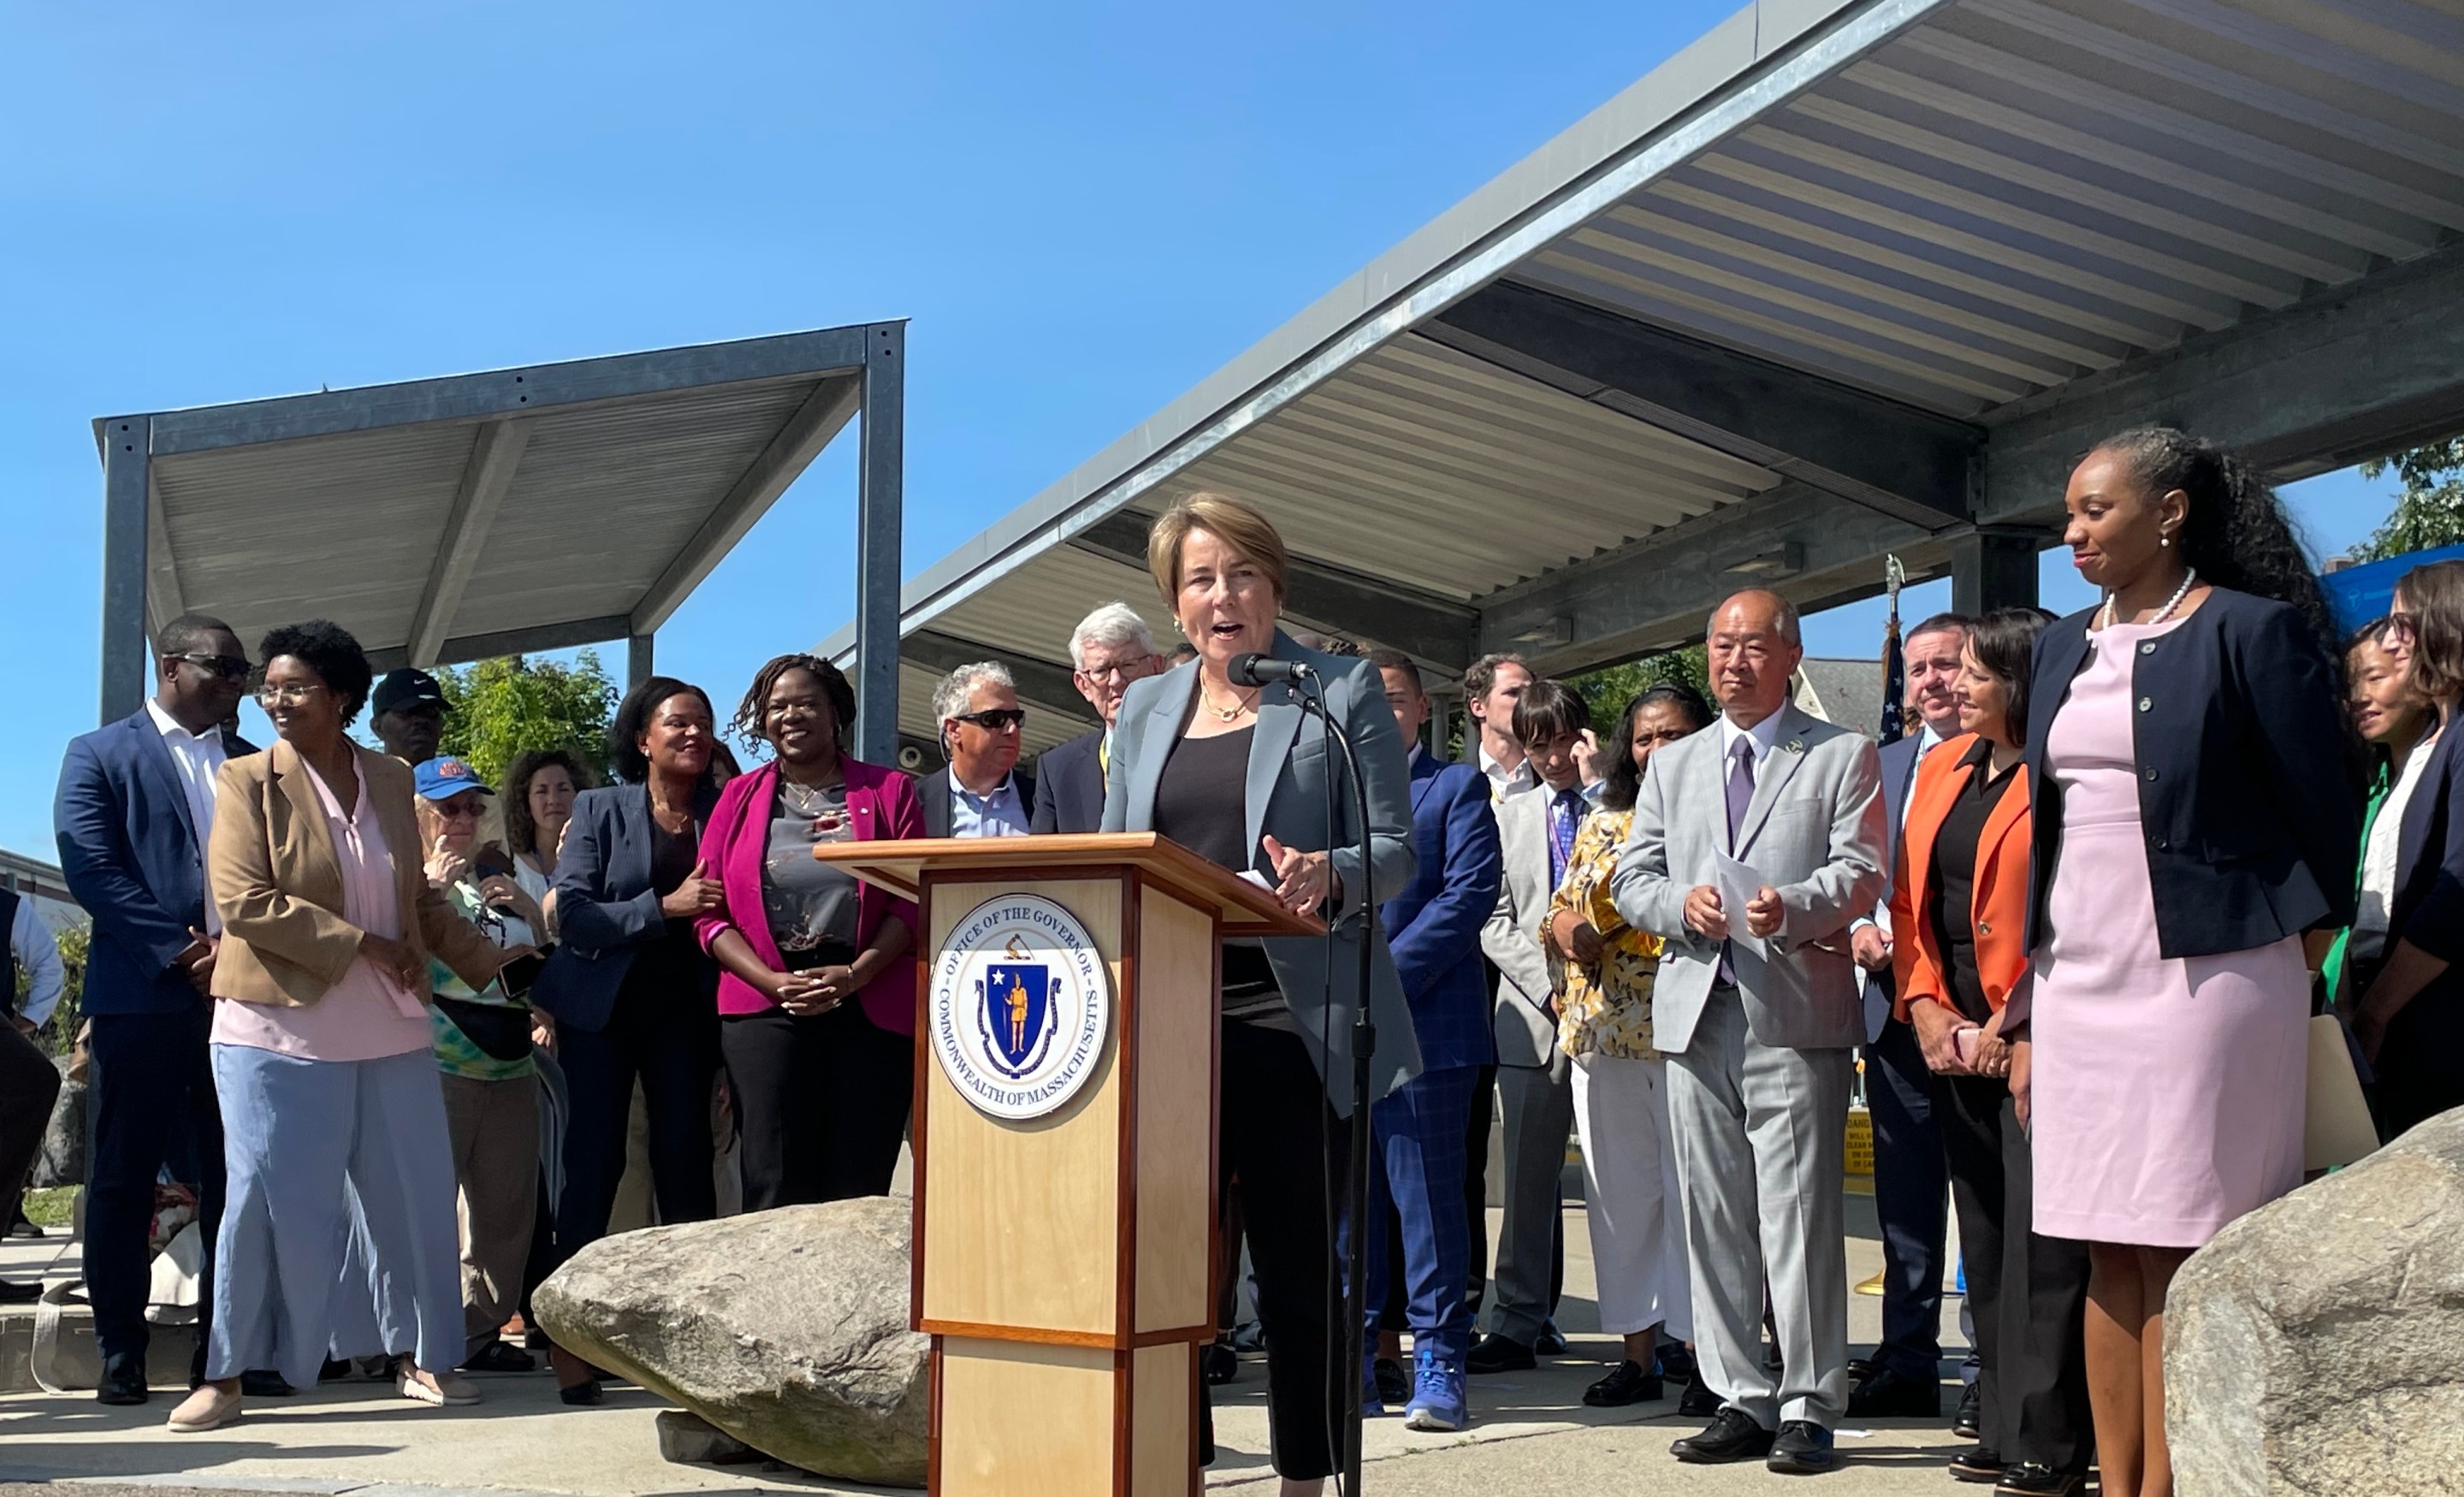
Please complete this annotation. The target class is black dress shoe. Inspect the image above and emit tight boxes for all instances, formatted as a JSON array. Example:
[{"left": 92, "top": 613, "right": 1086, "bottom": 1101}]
[
  {"left": 1955, "top": 1381, "right": 1982, "bottom": 1439},
  {"left": 1583, "top": 1359, "right": 1665, "bottom": 1407},
  {"left": 1199, "top": 1340, "right": 1238, "bottom": 1386},
  {"left": 1768, "top": 1420, "right": 1836, "bottom": 1475},
  {"left": 1465, "top": 1333, "right": 1536, "bottom": 1374},
  {"left": 1670, "top": 1407, "right": 1775, "bottom": 1464},
  {"left": 1994, "top": 1463, "right": 2085, "bottom": 1496},
  {"left": 1679, "top": 1376, "right": 1723, "bottom": 1417},
  {"left": 1948, "top": 1445, "right": 2005, "bottom": 1483},
  {"left": 318, "top": 1357, "right": 354, "bottom": 1383},
  {"left": 239, "top": 1370, "right": 295, "bottom": 1398},
  {"left": 1656, "top": 1342, "right": 1697, "bottom": 1382},
  {"left": 1846, "top": 1364, "right": 1941, "bottom": 1418},
  {"left": 96, "top": 1364, "right": 149, "bottom": 1405},
  {"left": 0, "top": 1278, "right": 42, "bottom": 1304},
  {"left": 1534, "top": 1320, "right": 1568, "bottom": 1356},
  {"left": 1372, "top": 1356, "right": 1409, "bottom": 1406},
  {"left": 460, "top": 1340, "right": 537, "bottom": 1373}
]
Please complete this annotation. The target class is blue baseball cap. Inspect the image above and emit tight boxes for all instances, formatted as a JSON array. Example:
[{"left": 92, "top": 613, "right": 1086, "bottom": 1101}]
[{"left": 412, "top": 757, "right": 495, "bottom": 801}]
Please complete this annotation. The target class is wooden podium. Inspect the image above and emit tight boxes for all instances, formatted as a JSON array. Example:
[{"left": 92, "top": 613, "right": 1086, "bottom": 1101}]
[{"left": 814, "top": 833, "right": 1320, "bottom": 1496}]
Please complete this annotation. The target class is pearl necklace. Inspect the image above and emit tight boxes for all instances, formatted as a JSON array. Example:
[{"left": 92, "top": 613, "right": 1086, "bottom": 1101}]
[{"left": 2098, "top": 565, "right": 2197, "bottom": 634}]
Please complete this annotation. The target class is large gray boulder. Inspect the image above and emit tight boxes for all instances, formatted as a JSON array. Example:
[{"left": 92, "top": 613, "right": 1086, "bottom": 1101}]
[
  {"left": 2168, "top": 1108, "right": 2464, "bottom": 1494},
  {"left": 536, "top": 1197, "right": 928, "bottom": 1488}
]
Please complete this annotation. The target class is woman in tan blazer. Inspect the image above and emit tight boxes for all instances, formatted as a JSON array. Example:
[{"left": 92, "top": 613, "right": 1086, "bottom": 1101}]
[{"left": 167, "top": 621, "right": 518, "bottom": 1435}]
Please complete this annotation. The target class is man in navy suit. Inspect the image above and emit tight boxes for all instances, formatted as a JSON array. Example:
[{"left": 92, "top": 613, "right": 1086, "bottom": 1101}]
[
  {"left": 54, "top": 615, "right": 257, "bottom": 1405},
  {"left": 1845, "top": 612, "right": 1973, "bottom": 1422},
  {"left": 1359, "top": 649, "right": 1501, "bottom": 1433},
  {"left": 1031, "top": 602, "right": 1167, "bottom": 835}
]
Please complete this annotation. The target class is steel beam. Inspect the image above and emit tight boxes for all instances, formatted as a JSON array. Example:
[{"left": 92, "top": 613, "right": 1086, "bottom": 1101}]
[
  {"left": 129, "top": 325, "right": 874, "bottom": 458},
  {"left": 1066, "top": 510, "right": 1476, "bottom": 670},
  {"left": 627, "top": 634, "right": 655, "bottom": 692},
  {"left": 145, "top": 481, "right": 185, "bottom": 644},
  {"left": 100, "top": 417, "right": 151, "bottom": 725},
  {"left": 1949, "top": 530, "right": 2042, "bottom": 616},
  {"left": 1424, "top": 281, "right": 1981, "bottom": 530},
  {"left": 366, "top": 613, "right": 636, "bottom": 675},
  {"left": 407, "top": 419, "right": 532, "bottom": 666},
  {"left": 1477, "top": 482, "right": 1945, "bottom": 673},
  {"left": 903, "top": 629, "right": 1098, "bottom": 731},
  {"left": 1984, "top": 241, "right": 2464, "bottom": 521},
  {"left": 631, "top": 376, "right": 862, "bottom": 637},
  {"left": 854, "top": 323, "right": 908, "bottom": 766}
]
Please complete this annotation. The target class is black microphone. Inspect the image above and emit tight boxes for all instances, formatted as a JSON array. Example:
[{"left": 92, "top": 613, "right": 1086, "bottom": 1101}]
[{"left": 1229, "top": 652, "right": 1314, "bottom": 687}]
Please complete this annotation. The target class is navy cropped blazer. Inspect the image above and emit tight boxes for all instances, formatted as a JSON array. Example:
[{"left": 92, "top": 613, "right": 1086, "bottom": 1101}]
[{"left": 2023, "top": 587, "right": 2360, "bottom": 961}]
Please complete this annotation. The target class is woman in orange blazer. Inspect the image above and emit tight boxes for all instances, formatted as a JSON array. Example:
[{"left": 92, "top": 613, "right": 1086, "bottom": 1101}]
[
  {"left": 172, "top": 621, "right": 519, "bottom": 1435},
  {"left": 1886, "top": 608, "right": 2092, "bottom": 1495}
]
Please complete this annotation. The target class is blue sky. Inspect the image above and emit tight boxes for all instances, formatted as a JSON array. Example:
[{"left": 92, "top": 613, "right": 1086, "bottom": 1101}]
[{"left": 0, "top": 2, "right": 2402, "bottom": 857}]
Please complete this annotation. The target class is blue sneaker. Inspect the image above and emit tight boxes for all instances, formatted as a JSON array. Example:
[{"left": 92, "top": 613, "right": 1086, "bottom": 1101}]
[{"left": 1402, "top": 1348, "right": 1468, "bottom": 1432}]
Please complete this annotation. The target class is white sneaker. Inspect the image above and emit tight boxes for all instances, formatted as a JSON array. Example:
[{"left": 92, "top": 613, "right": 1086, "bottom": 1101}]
[{"left": 166, "top": 1383, "right": 242, "bottom": 1433}]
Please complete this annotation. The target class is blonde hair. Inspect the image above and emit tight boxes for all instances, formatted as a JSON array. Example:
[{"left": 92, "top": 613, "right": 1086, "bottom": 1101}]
[{"left": 1146, "top": 492, "right": 1288, "bottom": 606}]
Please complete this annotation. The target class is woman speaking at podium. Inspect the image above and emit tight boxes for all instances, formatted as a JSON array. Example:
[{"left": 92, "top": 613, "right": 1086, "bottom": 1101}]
[{"left": 1101, "top": 491, "right": 1421, "bottom": 1496}]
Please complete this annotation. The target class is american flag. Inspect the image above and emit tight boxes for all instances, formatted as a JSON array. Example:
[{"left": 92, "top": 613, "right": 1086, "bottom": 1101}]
[{"left": 1877, "top": 555, "right": 1906, "bottom": 745}]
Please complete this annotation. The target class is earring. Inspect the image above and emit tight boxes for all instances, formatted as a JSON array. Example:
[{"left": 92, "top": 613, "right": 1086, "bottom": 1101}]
[{"left": 2159, "top": 536, "right": 2171, "bottom": 547}]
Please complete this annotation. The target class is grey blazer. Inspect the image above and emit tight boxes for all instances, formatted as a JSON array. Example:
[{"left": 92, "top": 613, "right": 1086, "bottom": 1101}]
[
  {"left": 1101, "top": 630, "right": 1423, "bottom": 1112},
  {"left": 1478, "top": 783, "right": 1560, "bottom": 1068},
  {"left": 1611, "top": 704, "right": 1886, "bottom": 1055}
]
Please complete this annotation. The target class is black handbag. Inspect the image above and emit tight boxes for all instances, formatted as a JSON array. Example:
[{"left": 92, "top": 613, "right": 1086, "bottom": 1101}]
[{"left": 432, "top": 996, "right": 534, "bottom": 1062}]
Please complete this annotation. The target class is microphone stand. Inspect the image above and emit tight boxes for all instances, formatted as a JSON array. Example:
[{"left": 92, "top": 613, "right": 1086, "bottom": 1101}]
[{"left": 1288, "top": 672, "right": 1377, "bottom": 1496}]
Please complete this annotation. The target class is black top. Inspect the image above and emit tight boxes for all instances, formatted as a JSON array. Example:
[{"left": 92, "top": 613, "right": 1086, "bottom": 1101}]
[
  {"left": 1925, "top": 740, "right": 2020, "bottom": 1025},
  {"left": 1154, "top": 726, "right": 1279, "bottom": 1011},
  {"left": 624, "top": 815, "right": 708, "bottom": 1001},
  {"left": 2023, "top": 587, "right": 2360, "bottom": 959}
]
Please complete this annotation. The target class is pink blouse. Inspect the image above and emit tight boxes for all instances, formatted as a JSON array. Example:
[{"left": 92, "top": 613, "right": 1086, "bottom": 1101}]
[{"left": 210, "top": 751, "right": 432, "bottom": 1062}]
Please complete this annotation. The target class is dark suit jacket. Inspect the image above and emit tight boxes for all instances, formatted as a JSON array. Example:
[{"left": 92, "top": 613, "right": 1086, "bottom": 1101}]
[
  {"left": 2024, "top": 588, "right": 2360, "bottom": 959},
  {"left": 55, "top": 710, "right": 259, "bottom": 1016},
  {"left": 1029, "top": 731, "right": 1105, "bottom": 835},
  {"left": 1862, "top": 731, "right": 1928, "bottom": 1042},
  {"left": 1379, "top": 750, "right": 1502, "bottom": 1073},
  {"left": 918, "top": 765, "right": 1036, "bottom": 839},
  {"left": 531, "top": 780, "right": 724, "bottom": 1033},
  {"left": 2391, "top": 725, "right": 2464, "bottom": 964}
]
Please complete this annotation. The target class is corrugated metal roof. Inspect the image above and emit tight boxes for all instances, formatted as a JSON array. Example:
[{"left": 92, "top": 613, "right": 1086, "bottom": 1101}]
[{"left": 838, "top": 0, "right": 2464, "bottom": 750}]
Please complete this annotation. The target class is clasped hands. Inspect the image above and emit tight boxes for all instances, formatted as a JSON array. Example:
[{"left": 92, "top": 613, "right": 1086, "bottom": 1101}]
[
  {"left": 1910, "top": 997, "right": 2014, "bottom": 1080},
  {"left": 769, "top": 964, "right": 857, "bottom": 1016},
  {"left": 1681, "top": 884, "right": 1784, "bottom": 942}
]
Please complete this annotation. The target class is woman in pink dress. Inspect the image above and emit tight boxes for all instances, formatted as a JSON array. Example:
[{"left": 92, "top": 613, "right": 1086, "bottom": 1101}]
[{"left": 2017, "top": 429, "right": 2359, "bottom": 1497}]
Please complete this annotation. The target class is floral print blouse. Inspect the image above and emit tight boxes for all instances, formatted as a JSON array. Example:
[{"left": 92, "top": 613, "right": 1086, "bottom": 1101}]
[{"left": 1546, "top": 808, "right": 1663, "bottom": 1061}]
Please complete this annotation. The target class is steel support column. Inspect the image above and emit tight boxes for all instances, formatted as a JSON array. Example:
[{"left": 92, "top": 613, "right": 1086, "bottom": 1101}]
[
  {"left": 627, "top": 633, "right": 655, "bottom": 691},
  {"left": 100, "top": 417, "right": 151, "bottom": 725},
  {"left": 854, "top": 322, "right": 906, "bottom": 766},
  {"left": 1950, "top": 530, "right": 2040, "bottom": 617}
]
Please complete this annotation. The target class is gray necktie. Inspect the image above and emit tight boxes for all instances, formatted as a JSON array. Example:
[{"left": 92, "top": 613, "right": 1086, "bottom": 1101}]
[{"left": 1726, "top": 735, "right": 1756, "bottom": 851}]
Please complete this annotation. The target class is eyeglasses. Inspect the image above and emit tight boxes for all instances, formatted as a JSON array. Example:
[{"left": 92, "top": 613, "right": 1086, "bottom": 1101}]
[
  {"left": 172, "top": 653, "right": 252, "bottom": 681},
  {"left": 254, "top": 681, "right": 329, "bottom": 707},
  {"left": 1076, "top": 660, "right": 1149, "bottom": 685},
  {"left": 948, "top": 708, "right": 1026, "bottom": 733}
]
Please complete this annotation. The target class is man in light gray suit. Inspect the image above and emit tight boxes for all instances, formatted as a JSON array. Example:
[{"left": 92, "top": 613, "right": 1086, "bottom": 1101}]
[{"left": 1613, "top": 589, "right": 1886, "bottom": 1476}]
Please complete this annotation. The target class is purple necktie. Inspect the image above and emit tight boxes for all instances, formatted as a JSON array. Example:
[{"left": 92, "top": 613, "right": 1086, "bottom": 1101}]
[{"left": 1720, "top": 737, "right": 1756, "bottom": 984}]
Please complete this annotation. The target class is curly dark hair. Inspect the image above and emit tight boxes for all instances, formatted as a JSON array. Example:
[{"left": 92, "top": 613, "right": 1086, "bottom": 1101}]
[
  {"left": 2092, "top": 427, "right": 2339, "bottom": 666},
  {"left": 258, "top": 619, "right": 373, "bottom": 724},
  {"left": 502, "top": 747, "right": 599, "bottom": 858},
  {"left": 607, "top": 675, "right": 718, "bottom": 785},
  {"left": 731, "top": 654, "right": 857, "bottom": 753},
  {"left": 1600, "top": 682, "right": 1713, "bottom": 813}
]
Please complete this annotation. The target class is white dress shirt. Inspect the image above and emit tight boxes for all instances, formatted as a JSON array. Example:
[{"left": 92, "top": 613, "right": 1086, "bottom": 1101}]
[
  {"left": 1715, "top": 707, "right": 1788, "bottom": 776},
  {"left": 9, "top": 898, "right": 65, "bottom": 1029},
  {"left": 1478, "top": 741, "right": 1536, "bottom": 803},
  {"left": 2350, "top": 732, "right": 2439, "bottom": 963},
  {"left": 146, "top": 698, "right": 232, "bottom": 935}
]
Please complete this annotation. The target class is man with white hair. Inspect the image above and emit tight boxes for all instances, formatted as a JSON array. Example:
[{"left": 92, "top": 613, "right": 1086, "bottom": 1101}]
[
  {"left": 1032, "top": 603, "right": 1167, "bottom": 835},
  {"left": 921, "top": 661, "right": 1035, "bottom": 838}
]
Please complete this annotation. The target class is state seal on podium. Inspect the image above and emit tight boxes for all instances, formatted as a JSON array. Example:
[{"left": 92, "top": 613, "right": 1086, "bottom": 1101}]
[{"left": 928, "top": 891, "right": 1111, "bottom": 1121}]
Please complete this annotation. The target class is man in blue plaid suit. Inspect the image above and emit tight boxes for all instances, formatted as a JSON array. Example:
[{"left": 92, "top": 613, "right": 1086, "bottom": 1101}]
[{"left": 1361, "top": 650, "right": 1502, "bottom": 1433}]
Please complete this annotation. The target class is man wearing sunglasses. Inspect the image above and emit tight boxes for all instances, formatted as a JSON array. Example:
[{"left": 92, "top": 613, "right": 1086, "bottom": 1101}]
[
  {"left": 920, "top": 662, "right": 1034, "bottom": 839},
  {"left": 53, "top": 614, "right": 270, "bottom": 1405}
]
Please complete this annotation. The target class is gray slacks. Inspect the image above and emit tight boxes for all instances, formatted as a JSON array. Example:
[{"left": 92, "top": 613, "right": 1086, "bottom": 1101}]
[
  {"left": 1666, "top": 988, "right": 1852, "bottom": 1429},
  {"left": 1486, "top": 1049, "right": 1572, "bottom": 1345},
  {"left": 441, "top": 1072, "right": 539, "bottom": 1358}
]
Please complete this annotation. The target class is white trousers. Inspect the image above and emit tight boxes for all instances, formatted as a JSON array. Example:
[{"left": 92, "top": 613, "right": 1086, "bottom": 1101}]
[{"left": 1571, "top": 1050, "right": 1691, "bottom": 1340}]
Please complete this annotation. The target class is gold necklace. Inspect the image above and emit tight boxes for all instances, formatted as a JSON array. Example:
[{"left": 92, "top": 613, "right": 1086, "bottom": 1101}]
[{"left": 1199, "top": 678, "right": 1259, "bottom": 724}]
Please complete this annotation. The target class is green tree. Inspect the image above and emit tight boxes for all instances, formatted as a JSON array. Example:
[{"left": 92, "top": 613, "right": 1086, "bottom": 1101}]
[
  {"left": 2350, "top": 440, "right": 2464, "bottom": 563},
  {"left": 1569, "top": 646, "right": 1709, "bottom": 725},
  {"left": 13, "top": 923, "right": 86, "bottom": 1057},
  {"left": 431, "top": 650, "right": 619, "bottom": 785}
]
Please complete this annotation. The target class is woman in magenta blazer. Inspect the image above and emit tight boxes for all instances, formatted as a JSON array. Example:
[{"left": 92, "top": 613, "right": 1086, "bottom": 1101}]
[{"left": 696, "top": 654, "right": 922, "bottom": 1206}]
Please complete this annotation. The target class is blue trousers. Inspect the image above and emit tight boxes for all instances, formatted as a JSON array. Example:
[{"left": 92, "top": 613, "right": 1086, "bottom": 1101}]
[
  {"left": 207, "top": 1044, "right": 464, "bottom": 1388},
  {"left": 85, "top": 1008, "right": 222, "bottom": 1383},
  {"left": 1361, "top": 1063, "right": 1477, "bottom": 1365},
  {"left": 1864, "top": 1015, "right": 1946, "bottom": 1382}
]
